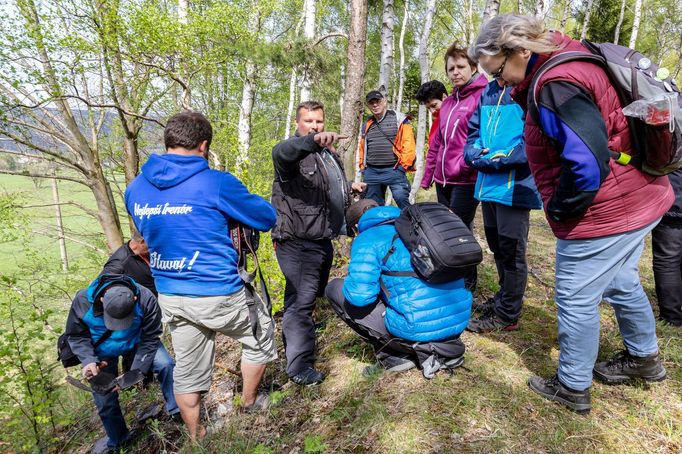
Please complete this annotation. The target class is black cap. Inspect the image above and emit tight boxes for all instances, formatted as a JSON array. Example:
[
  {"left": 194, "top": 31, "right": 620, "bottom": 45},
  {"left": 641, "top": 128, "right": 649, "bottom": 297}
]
[
  {"left": 365, "top": 90, "right": 384, "bottom": 102},
  {"left": 101, "top": 286, "right": 136, "bottom": 330}
]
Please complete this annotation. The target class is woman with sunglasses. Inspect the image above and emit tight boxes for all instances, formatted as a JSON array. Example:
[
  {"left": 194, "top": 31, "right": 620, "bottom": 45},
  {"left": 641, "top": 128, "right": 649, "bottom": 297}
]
[
  {"left": 469, "top": 14, "right": 672, "bottom": 414},
  {"left": 420, "top": 43, "right": 488, "bottom": 291}
]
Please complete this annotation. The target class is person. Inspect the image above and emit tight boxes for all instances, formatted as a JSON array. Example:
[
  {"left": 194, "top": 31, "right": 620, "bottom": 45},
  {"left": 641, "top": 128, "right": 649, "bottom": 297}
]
[
  {"left": 358, "top": 90, "right": 416, "bottom": 209},
  {"left": 420, "top": 44, "right": 488, "bottom": 291},
  {"left": 415, "top": 80, "right": 448, "bottom": 148},
  {"left": 463, "top": 80, "right": 543, "bottom": 333},
  {"left": 652, "top": 169, "right": 682, "bottom": 327},
  {"left": 325, "top": 200, "right": 472, "bottom": 378},
  {"left": 64, "top": 274, "right": 179, "bottom": 453},
  {"left": 102, "top": 229, "right": 156, "bottom": 296},
  {"left": 271, "top": 101, "right": 365, "bottom": 385},
  {"left": 470, "top": 14, "right": 673, "bottom": 413},
  {"left": 124, "top": 111, "right": 278, "bottom": 440}
]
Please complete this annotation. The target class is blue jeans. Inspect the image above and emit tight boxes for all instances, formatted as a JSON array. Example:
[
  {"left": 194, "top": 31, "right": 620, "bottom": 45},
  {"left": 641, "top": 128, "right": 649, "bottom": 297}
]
[
  {"left": 363, "top": 166, "right": 411, "bottom": 209},
  {"left": 554, "top": 221, "right": 660, "bottom": 390},
  {"left": 93, "top": 344, "right": 178, "bottom": 448}
]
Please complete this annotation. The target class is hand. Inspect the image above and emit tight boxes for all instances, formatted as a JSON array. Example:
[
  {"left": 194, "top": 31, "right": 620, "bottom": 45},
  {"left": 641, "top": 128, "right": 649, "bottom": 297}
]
[
  {"left": 82, "top": 360, "right": 107, "bottom": 379},
  {"left": 314, "top": 132, "right": 348, "bottom": 148},
  {"left": 351, "top": 182, "right": 367, "bottom": 193}
]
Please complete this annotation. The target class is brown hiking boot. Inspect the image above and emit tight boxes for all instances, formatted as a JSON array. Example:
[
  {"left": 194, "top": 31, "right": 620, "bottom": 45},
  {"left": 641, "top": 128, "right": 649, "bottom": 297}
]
[
  {"left": 593, "top": 350, "right": 666, "bottom": 384},
  {"left": 466, "top": 311, "right": 518, "bottom": 333}
]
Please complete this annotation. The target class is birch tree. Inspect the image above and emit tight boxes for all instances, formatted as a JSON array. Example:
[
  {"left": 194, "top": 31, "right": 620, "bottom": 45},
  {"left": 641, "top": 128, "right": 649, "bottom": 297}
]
[
  {"left": 300, "top": 0, "right": 316, "bottom": 101},
  {"left": 396, "top": 0, "right": 409, "bottom": 111},
  {"left": 410, "top": 0, "right": 437, "bottom": 200},
  {"left": 379, "top": 0, "right": 396, "bottom": 94},
  {"left": 629, "top": 0, "right": 643, "bottom": 48},
  {"left": 483, "top": 0, "right": 501, "bottom": 23},
  {"left": 235, "top": 8, "right": 260, "bottom": 175},
  {"left": 581, "top": 0, "right": 595, "bottom": 40},
  {"left": 178, "top": 0, "right": 191, "bottom": 109},
  {"left": 339, "top": 0, "right": 369, "bottom": 177},
  {"left": 614, "top": 0, "right": 627, "bottom": 44},
  {"left": 534, "top": 0, "right": 552, "bottom": 18}
]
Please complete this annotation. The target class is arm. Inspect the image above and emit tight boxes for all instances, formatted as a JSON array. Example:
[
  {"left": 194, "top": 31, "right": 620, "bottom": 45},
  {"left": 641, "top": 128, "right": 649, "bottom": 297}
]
[
  {"left": 464, "top": 102, "right": 485, "bottom": 166},
  {"left": 342, "top": 234, "right": 383, "bottom": 307},
  {"left": 217, "top": 173, "right": 277, "bottom": 231},
  {"left": 399, "top": 121, "right": 416, "bottom": 171},
  {"left": 101, "top": 245, "right": 126, "bottom": 275},
  {"left": 538, "top": 81, "right": 611, "bottom": 222},
  {"left": 272, "top": 134, "right": 322, "bottom": 180},
  {"left": 469, "top": 141, "right": 529, "bottom": 172},
  {"left": 66, "top": 291, "right": 99, "bottom": 367},
  {"left": 421, "top": 124, "right": 441, "bottom": 188},
  {"left": 129, "top": 288, "right": 162, "bottom": 374}
]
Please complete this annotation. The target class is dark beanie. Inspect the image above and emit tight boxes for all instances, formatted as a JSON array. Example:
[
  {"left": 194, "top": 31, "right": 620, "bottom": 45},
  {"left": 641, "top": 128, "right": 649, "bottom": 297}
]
[{"left": 346, "top": 199, "right": 379, "bottom": 236}]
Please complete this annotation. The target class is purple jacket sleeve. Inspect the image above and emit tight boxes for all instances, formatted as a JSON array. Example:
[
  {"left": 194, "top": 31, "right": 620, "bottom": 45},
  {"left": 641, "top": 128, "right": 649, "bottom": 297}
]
[{"left": 421, "top": 123, "right": 441, "bottom": 188}]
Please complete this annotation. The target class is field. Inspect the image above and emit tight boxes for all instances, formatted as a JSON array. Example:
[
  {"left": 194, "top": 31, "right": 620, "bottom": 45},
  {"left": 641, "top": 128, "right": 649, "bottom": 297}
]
[{"left": 0, "top": 174, "right": 680, "bottom": 453}]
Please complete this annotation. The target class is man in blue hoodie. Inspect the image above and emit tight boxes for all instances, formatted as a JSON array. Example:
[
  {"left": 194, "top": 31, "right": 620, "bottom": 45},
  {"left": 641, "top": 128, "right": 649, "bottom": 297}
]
[
  {"left": 325, "top": 200, "right": 472, "bottom": 378},
  {"left": 65, "top": 274, "right": 178, "bottom": 453},
  {"left": 124, "top": 112, "right": 277, "bottom": 441}
]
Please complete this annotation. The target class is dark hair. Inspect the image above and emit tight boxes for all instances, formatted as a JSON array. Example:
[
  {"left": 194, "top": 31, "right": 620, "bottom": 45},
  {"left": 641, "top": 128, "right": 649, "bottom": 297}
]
[
  {"left": 444, "top": 42, "right": 477, "bottom": 72},
  {"left": 345, "top": 199, "right": 379, "bottom": 237},
  {"left": 295, "top": 101, "right": 325, "bottom": 120},
  {"left": 164, "top": 111, "right": 213, "bottom": 151},
  {"left": 415, "top": 80, "right": 448, "bottom": 104}
]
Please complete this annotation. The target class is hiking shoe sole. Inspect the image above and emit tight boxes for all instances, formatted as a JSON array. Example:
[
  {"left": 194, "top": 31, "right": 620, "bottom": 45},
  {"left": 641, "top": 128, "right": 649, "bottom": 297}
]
[
  {"left": 528, "top": 377, "right": 591, "bottom": 414},
  {"left": 466, "top": 322, "right": 519, "bottom": 333},
  {"left": 593, "top": 367, "right": 667, "bottom": 385}
]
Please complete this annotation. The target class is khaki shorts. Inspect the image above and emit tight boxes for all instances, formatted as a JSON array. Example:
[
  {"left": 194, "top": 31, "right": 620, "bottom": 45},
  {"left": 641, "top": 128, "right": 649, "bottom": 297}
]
[{"left": 158, "top": 288, "right": 277, "bottom": 394}]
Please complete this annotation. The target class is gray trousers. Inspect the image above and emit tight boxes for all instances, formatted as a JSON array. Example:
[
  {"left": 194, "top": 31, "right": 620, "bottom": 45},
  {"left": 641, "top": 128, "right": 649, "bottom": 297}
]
[{"left": 481, "top": 202, "right": 531, "bottom": 322}]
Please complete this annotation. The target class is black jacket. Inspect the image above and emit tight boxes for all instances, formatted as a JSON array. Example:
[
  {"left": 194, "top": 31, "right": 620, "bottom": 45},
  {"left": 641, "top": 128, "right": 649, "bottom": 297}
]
[
  {"left": 271, "top": 133, "right": 351, "bottom": 241},
  {"left": 662, "top": 169, "right": 682, "bottom": 226},
  {"left": 102, "top": 242, "right": 157, "bottom": 296}
]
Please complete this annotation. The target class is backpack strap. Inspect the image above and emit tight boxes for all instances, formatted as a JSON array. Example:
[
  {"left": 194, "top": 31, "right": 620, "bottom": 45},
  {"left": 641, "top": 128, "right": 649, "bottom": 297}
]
[
  {"left": 93, "top": 329, "right": 113, "bottom": 349},
  {"left": 379, "top": 233, "right": 418, "bottom": 297}
]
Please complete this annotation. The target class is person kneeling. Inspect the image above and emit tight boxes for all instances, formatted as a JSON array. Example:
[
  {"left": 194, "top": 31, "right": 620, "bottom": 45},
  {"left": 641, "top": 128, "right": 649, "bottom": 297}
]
[{"left": 325, "top": 200, "right": 473, "bottom": 378}]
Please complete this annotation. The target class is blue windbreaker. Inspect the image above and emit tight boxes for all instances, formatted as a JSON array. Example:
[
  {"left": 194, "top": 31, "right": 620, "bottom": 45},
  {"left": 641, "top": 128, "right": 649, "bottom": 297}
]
[
  {"left": 464, "top": 81, "right": 542, "bottom": 210},
  {"left": 124, "top": 154, "right": 276, "bottom": 296},
  {"left": 343, "top": 206, "right": 472, "bottom": 342}
]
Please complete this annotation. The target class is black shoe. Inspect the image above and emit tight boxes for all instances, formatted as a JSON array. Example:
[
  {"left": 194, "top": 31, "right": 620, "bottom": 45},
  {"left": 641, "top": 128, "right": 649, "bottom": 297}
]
[
  {"left": 472, "top": 297, "right": 496, "bottom": 314},
  {"left": 593, "top": 350, "right": 667, "bottom": 384},
  {"left": 290, "top": 367, "right": 325, "bottom": 386},
  {"left": 466, "top": 312, "right": 518, "bottom": 333},
  {"left": 363, "top": 355, "right": 417, "bottom": 377},
  {"left": 528, "top": 375, "right": 591, "bottom": 414}
]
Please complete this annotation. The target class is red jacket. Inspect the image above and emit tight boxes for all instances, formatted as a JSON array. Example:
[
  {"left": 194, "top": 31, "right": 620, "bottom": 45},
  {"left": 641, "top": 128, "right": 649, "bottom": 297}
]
[{"left": 511, "top": 32, "right": 673, "bottom": 239}]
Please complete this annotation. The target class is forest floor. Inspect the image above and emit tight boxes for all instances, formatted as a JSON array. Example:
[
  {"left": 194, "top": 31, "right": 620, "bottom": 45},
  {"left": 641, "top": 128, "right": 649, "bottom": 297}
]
[{"left": 57, "top": 211, "right": 682, "bottom": 454}]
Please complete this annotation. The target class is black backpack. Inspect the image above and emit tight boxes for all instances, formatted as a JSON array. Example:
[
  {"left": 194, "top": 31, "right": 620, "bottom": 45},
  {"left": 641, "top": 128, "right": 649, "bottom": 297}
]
[
  {"left": 528, "top": 40, "right": 682, "bottom": 176},
  {"left": 57, "top": 329, "right": 112, "bottom": 368},
  {"left": 382, "top": 202, "right": 482, "bottom": 284}
]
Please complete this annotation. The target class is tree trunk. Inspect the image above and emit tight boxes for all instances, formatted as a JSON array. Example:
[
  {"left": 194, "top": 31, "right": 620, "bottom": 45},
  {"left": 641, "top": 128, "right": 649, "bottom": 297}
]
[
  {"left": 379, "top": 0, "right": 395, "bottom": 94},
  {"left": 534, "top": 0, "right": 551, "bottom": 18},
  {"left": 629, "top": 0, "right": 643, "bottom": 48},
  {"left": 339, "top": 0, "right": 369, "bottom": 179},
  {"left": 285, "top": 69, "right": 297, "bottom": 139},
  {"left": 396, "top": 0, "right": 409, "bottom": 111},
  {"left": 51, "top": 178, "right": 68, "bottom": 271},
  {"left": 483, "top": 0, "right": 501, "bottom": 23},
  {"left": 466, "top": 0, "right": 474, "bottom": 44},
  {"left": 613, "top": 0, "right": 627, "bottom": 44},
  {"left": 580, "top": 0, "right": 595, "bottom": 40},
  {"left": 178, "top": 0, "right": 191, "bottom": 109},
  {"left": 236, "top": 60, "right": 256, "bottom": 175},
  {"left": 300, "top": 0, "right": 315, "bottom": 101},
  {"left": 560, "top": 0, "right": 570, "bottom": 32},
  {"left": 410, "top": 0, "right": 437, "bottom": 201}
]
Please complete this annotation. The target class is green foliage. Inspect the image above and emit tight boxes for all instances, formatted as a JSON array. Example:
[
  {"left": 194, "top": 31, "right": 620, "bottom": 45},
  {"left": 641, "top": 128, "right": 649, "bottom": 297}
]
[{"left": 303, "top": 434, "right": 328, "bottom": 453}]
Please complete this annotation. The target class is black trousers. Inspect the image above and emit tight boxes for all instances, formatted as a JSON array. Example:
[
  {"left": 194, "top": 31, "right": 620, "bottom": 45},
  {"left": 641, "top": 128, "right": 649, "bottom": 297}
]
[
  {"left": 652, "top": 222, "right": 682, "bottom": 326},
  {"left": 482, "top": 202, "right": 531, "bottom": 323},
  {"left": 275, "top": 238, "right": 334, "bottom": 376},
  {"left": 324, "top": 278, "right": 464, "bottom": 365},
  {"left": 436, "top": 183, "right": 479, "bottom": 291}
]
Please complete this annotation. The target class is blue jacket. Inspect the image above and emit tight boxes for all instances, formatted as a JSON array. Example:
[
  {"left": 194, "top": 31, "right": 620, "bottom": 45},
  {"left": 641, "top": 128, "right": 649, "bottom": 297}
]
[
  {"left": 124, "top": 154, "right": 277, "bottom": 296},
  {"left": 343, "top": 206, "right": 472, "bottom": 342},
  {"left": 464, "top": 81, "right": 542, "bottom": 210},
  {"left": 65, "top": 275, "right": 161, "bottom": 373}
]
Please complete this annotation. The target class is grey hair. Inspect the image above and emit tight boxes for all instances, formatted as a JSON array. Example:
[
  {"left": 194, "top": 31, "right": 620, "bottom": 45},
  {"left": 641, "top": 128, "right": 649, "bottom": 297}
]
[{"left": 469, "top": 14, "right": 559, "bottom": 62}]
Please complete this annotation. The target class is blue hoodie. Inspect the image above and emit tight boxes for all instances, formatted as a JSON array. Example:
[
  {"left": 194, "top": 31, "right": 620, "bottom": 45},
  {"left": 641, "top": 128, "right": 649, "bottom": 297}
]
[
  {"left": 124, "top": 154, "right": 276, "bottom": 296},
  {"left": 343, "top": 206, "right": 472, "bottom": 342}
]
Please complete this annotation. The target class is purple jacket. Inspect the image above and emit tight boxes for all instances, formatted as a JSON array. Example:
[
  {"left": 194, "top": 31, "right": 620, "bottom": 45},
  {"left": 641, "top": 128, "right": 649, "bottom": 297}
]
[{"left": 422, "top": 74, "right": 488, "bottom": 188}]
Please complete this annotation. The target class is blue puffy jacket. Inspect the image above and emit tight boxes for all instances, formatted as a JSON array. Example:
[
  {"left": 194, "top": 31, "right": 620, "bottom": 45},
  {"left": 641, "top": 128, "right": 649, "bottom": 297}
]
[
  {"left": 464, "top": 81, "right": 542, "bottom": 210},
  {"left": 342, "top": 206, "right": 472, "bottom": 342}
]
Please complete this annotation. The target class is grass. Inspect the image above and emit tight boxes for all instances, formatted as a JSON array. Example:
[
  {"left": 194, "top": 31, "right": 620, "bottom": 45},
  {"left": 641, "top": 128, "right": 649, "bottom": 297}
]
[{"left": 1, "top": 174, "right": 680, "bottom": 453}]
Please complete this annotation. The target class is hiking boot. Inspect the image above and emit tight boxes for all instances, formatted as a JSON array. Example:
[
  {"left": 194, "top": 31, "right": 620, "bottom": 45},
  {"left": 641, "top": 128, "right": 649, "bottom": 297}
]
[
  {"left": 290, "top": 367, "right": 325, "bottom": 386},
  {"left": 528, "top": 375, "right": 591, "bottom": 414},
  {"left": 466, "top": 312, "right": 518, "bottom": 333},
  {"left": 472, "top": 297, "right": 496, "bottom": 314},
  {"left": 593, "top": 350, "right": 667, "bottom": 385},
  {"left": 362, "top": 355, "right": 417, "bottom": 377}
]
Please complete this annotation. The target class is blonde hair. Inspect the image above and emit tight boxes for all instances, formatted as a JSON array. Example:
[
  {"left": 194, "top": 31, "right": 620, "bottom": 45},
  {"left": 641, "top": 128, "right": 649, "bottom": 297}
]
[{"left": 469, "top": 14, "right": 559, "bottom": 61}]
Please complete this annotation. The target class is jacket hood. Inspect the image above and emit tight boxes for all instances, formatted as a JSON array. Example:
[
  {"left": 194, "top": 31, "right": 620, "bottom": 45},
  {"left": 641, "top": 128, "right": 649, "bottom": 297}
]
[
  {"left": 141, "top": 154, "right": 209, "bottom": 189},
  {"left": 357, "top": 206, "right": 401, "bottom": 232},
  {"left": 86, "top": 274, "right": 140, "bottom": 309},
  {"left": 455, "top": 73, "right": 489, "bottom": 98}
]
